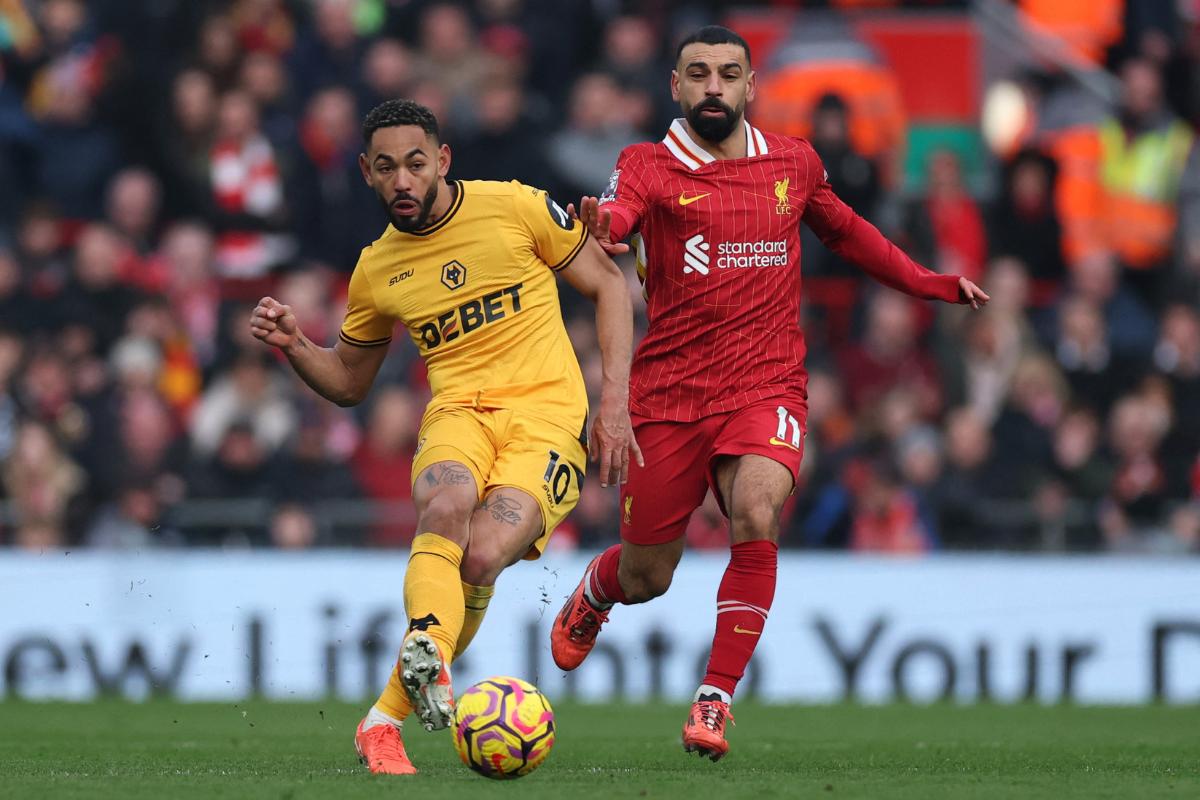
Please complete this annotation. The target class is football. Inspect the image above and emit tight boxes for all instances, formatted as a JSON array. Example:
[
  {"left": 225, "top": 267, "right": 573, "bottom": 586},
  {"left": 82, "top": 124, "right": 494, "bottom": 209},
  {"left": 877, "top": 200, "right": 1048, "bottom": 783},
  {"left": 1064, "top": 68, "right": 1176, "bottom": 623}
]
[{"left": 451, "top": 676, "right": 555, "bottom": 779}]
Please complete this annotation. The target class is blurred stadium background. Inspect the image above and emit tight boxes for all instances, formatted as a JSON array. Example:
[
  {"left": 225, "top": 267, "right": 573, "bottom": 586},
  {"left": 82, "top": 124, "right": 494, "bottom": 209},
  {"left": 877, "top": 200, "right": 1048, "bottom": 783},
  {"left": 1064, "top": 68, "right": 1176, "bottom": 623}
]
[{"left": 1, "top": 0, "right": 1199, "bottom": 716}]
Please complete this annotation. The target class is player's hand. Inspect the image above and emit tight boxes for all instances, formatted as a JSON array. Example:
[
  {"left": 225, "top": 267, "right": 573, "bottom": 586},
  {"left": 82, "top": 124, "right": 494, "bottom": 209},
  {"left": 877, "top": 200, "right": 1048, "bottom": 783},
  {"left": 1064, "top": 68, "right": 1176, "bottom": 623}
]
[
  {"left": 250, "top": 296, "right": 299, "bottom": 350},
  {"left": 958, "top": 278, "right": 990, "bottom": 310},
  {"left": 567, "top": 196, "right": 630, "bottom": 257},
  {"left": 589, "top": 392, "right": 643, "bottom": 488}
]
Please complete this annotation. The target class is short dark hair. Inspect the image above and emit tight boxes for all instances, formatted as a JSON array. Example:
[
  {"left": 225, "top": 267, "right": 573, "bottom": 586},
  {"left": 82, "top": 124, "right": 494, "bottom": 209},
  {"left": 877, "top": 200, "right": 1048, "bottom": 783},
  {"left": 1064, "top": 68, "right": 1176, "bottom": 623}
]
[
  {"left": 675, "top": 25, "right": 751, "bottom": 67},
  {"left": 361, "top": 99, "right": 440, "bottom": 147}
]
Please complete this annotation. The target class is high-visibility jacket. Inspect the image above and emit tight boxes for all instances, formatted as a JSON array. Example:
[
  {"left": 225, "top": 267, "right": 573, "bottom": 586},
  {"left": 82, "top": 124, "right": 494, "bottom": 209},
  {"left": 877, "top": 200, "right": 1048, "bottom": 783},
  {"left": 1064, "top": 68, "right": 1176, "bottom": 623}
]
[{"left": 1099, "top": 117, "right": 1194, "bottom": 268}]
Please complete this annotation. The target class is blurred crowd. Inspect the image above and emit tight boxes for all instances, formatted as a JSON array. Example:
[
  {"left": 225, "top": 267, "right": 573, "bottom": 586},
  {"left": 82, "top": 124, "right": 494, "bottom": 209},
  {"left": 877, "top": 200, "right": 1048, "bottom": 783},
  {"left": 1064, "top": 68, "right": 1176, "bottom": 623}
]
[{"left": 0, "top": 0, "right": 1197, "bottom": 555}]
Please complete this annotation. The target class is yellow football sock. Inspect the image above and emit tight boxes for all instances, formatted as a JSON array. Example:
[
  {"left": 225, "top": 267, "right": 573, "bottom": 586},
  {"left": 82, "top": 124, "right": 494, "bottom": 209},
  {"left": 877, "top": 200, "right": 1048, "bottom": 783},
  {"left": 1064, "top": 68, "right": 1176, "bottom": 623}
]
[
  {"left": 374, "top": 672, "right": 415, "bottom": 721},
  {"left": 454, "top": 582, "right": 495, "bottom": 658},
  {"left": 403, "top": 532, "right": 466, "bottom": 661}
]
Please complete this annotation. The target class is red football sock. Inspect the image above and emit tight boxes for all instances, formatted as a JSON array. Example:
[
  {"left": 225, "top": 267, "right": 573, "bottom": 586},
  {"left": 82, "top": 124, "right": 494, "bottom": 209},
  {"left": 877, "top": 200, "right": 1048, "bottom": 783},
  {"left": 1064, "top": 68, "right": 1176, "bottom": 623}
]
[
  {"left": 701, "top": 540, "right": 778, "bottom": 698},
  {"left": 586, "top": 543, "right": 628, "bottom": 606}
]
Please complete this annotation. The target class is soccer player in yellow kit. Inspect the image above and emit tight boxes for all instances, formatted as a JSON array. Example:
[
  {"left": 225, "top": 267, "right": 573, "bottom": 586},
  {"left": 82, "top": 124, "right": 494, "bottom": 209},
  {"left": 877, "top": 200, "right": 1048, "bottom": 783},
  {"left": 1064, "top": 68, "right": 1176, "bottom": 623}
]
[{"left": 249, "top": 100, "right": 640, "bottom": 775}]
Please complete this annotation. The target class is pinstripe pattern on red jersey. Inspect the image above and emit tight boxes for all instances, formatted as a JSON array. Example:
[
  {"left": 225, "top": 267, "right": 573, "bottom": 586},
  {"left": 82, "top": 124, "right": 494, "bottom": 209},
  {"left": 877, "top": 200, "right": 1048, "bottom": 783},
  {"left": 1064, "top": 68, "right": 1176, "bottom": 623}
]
[{"left": 604, "top": 123, "right": 818, "bottom": 422}]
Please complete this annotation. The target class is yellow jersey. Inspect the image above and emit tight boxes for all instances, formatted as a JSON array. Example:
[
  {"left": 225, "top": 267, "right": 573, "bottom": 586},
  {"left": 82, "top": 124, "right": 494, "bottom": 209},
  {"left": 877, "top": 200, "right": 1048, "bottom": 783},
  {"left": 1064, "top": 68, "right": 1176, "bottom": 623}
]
[{"left": 340, "top": 179, "right": 590, "bottom": 433}]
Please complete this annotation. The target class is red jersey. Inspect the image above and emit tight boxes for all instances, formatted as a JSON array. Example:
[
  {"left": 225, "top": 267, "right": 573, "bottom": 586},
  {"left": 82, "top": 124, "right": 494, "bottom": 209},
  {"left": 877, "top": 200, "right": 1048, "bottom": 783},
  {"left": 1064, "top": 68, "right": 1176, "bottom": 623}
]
[{"left": 600, "top": 119, "right": 962, "bottom": 422}]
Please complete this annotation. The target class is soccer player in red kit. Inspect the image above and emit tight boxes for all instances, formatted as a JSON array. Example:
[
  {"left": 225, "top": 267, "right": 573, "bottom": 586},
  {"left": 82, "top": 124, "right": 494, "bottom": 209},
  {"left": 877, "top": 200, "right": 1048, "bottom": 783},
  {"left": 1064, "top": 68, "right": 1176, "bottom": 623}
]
[{"left": 550, "top": 25, "right": 989, "bottom": 761}]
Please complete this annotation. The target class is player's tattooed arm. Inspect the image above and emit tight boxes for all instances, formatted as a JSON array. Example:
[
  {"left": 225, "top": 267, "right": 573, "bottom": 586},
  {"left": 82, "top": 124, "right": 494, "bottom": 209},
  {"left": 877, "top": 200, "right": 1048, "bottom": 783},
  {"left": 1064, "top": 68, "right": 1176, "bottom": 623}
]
[
  {"left": 481, "top": 495, "right": 523, "bottom": 526},
  {"left": 424, "top": 463, "right": 476, "bottom": 487}
]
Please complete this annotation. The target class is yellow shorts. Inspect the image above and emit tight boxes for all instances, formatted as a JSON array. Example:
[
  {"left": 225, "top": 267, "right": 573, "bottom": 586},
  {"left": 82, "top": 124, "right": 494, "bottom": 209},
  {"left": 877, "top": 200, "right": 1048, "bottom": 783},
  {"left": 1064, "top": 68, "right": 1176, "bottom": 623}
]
[{"left": 411, "top": 406, "right": 587, "bottom": 558}]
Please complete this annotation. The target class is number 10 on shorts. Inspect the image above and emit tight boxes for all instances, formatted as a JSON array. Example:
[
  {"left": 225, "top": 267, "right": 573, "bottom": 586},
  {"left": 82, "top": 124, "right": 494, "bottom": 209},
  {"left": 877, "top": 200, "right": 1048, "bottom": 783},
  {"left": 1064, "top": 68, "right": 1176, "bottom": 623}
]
[
  {"left": 543, "top": 450, "right": 572, "bottom": 504},
  {"left": 773, "top": 406, "right": 801, "bottom": 449}
]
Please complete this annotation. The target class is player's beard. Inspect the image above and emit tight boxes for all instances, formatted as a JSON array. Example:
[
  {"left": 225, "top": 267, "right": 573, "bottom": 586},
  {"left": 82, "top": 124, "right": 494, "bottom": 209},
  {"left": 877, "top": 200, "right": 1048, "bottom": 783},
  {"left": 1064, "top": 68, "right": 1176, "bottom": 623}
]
[
  {"left": 686, "top": 96, "right": 743, "bottom": 144},
  {"left": 385, "top": 181, "right": 439, "bottom": 232}
]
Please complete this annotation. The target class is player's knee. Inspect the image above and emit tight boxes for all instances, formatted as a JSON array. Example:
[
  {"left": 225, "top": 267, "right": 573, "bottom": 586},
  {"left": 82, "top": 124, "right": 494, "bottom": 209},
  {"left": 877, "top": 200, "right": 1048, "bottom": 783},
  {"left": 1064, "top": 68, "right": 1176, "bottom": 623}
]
[
  {"left": 620, "top": 560, "right": 674, "bottom": 603},
  {"left": 729, "top": 502, "right": 780, "bottom": 543},
  {"left": 416, "top": 493, "right": 474, "bottom": 545},
  {"left": 460, "top": 540, "right": 505, "bottom": 586}
]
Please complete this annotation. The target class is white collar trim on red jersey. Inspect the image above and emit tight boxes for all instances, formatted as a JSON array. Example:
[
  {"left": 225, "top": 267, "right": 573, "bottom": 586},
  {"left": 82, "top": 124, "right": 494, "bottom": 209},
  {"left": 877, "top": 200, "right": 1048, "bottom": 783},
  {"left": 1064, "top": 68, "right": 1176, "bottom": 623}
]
[{"left": 662, "top": 118, "right": 769, "bottom": 169}]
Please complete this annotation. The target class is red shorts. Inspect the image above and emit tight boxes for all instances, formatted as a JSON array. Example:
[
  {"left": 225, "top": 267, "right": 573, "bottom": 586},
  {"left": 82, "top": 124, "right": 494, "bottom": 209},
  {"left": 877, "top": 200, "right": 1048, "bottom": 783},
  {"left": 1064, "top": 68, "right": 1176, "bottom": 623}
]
[{"left": 619, "top": 392, "right": 808, "bottom": 546}]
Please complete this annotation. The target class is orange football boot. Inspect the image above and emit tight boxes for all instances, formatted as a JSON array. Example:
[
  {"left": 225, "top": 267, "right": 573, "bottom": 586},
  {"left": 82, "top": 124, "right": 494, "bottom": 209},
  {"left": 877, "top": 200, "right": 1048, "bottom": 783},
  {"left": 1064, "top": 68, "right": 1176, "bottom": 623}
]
[
  {"left": 682, "top": 694, "right": 734, "bottom": 762},
  {"left": 399, "top": 632, "right": 455, "bottom": 731},
  {"left": 354, "top": 718, "right": 417, "bottom": 775},
  {"left": 550, "top": 556, "right": 611, "bottom": 671}
]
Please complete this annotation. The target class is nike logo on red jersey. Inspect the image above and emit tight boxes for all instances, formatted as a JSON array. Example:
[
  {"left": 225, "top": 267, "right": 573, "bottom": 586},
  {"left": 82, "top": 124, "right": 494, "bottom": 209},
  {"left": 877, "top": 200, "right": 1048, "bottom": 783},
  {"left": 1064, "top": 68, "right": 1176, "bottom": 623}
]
[{"left": 678, "top": 192, "right": 710, "bottom": 206}]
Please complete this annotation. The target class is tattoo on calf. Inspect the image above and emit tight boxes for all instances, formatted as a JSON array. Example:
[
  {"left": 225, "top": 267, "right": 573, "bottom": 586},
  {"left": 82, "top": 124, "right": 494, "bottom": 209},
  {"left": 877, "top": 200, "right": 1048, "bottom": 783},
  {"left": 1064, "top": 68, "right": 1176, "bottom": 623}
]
[{"left": 483, "top": 495, "right": 522, "bottom": 526}]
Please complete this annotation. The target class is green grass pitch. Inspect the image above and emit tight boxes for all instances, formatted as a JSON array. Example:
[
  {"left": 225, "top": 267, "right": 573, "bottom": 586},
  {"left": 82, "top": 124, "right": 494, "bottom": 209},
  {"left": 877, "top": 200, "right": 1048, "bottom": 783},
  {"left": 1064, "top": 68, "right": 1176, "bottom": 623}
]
[{"left": 1, "top": 701, "right": 1197, "bottom": 799}]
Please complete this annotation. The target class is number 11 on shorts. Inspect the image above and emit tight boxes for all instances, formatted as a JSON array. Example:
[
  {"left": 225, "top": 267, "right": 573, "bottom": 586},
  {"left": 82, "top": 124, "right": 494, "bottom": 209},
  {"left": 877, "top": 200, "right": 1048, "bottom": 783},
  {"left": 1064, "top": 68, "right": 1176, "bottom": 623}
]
[{"left": 772, "top": 406, "right": 801, "bottom": 450}]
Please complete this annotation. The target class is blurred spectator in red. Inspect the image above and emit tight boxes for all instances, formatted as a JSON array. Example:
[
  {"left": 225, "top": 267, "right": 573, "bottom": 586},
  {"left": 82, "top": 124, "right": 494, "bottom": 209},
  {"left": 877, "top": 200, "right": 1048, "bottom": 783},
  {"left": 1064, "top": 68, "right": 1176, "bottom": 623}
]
[
  {"left": 1, "top": 420, "right": 85, "bottom": 548},
  {"left": 903, "top": 150, "right": 986, "bottom": 284},
  {"left": 190, "top": 349, "right": 297, "bottom": 457},
  {"left": 230, "top": 0, "right": 295, "bottom": 57},
  {"left": 13, "top": 204, "right": 69, "bottom": 327},
  {"left": 987, "top": 149, "right": 1067, "bottom": 293},
  {"left": 159, "top": 222, "right": 221, "bottom": 368},
  {"left": 850, "top": 457, "right": 936, "bottom": 554},
  {"left": 290, "top": 86, "right": 386, "bottom": 270},
  {"left": 209, "top": 89, "right": 293, "bottom": 283},
  {"left": 686, "top": 491, "right": 728, "bottom": 551},
  {"left": 838, "top": 291, "right": 941, "bottom": 421},
  {"left": 351, "top": 386, "right": 419, "bottom": 547}
]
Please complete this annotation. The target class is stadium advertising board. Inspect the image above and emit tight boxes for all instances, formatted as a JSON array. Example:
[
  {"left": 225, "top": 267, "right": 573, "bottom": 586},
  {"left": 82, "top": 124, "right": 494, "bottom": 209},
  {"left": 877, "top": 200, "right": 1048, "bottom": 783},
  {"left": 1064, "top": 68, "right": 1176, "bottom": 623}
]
[{"left": 1, "top": 553, "right": 1197, "bottom": 704}]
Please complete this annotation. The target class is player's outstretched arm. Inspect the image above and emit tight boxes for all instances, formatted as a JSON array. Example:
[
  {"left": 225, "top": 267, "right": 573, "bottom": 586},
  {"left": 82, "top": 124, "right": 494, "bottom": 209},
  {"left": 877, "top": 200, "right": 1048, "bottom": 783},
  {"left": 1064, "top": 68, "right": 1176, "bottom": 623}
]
[
  {"left": 250, "top": 296, "right": 387, "bottom": 407},
  {"left": 567, "top": 196, "right": 631, "bottom": 257},
  {"left": 557, "top": 238, "right": 643, "bottom": 487},
  {"left": 804, "top": 172, "right": 989, "bottom": 308}
]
